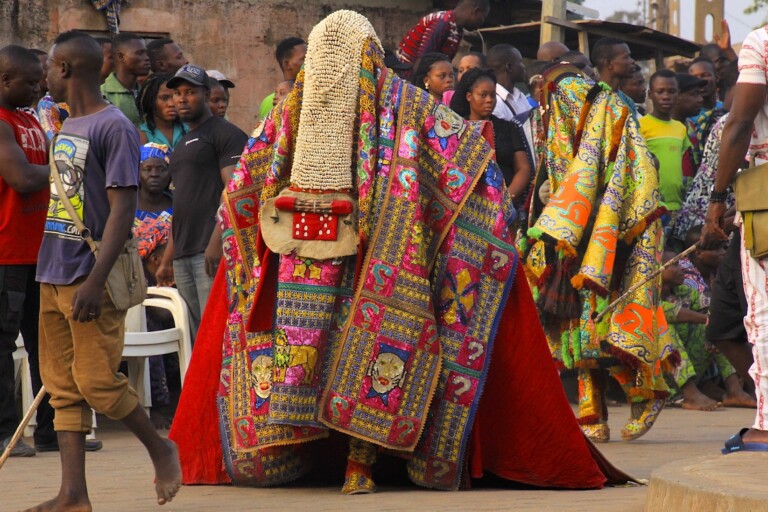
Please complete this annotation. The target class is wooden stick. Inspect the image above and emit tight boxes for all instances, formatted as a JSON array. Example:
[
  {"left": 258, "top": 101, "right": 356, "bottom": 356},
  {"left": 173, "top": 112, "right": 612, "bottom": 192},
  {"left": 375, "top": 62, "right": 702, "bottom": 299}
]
[
  {"left": 593, "top": 244, "right": 698, "bottom": 323},
  {"left": 0, "top": 386, "right": 46, "bottom": 470}
]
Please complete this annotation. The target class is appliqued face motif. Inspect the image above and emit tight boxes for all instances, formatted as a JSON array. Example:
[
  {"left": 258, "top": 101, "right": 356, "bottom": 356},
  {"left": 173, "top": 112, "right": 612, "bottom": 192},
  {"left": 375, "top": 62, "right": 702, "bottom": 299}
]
[
  {"left": 433, "top": 107, "right": 465, "bottom": 139},
  {"left": 250, "top": 355, "right": 274, "bottom": 400},
  {"left": 368, "top": 352, "right": 406, "bottom": 394}
]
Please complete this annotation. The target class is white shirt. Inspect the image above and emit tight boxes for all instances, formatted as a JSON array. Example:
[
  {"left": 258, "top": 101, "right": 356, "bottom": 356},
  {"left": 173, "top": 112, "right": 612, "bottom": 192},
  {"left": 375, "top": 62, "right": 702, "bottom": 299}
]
[
  {"left": 738, "top": 26, "right": 768, "bottom": 164},
  {"left": 492, "top": 84, "right": 535, "bottom": 163},
  {"left": 492, "top": 83, "right": 531, "bottom": 121}
]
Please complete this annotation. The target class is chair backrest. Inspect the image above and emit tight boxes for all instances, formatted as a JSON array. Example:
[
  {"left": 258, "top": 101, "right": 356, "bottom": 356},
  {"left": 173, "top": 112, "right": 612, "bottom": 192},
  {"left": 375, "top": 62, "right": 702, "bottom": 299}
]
[
  {"left": 12, "top": 335, "right": 28, "bottom": 361},
  {"left": 122, "top": 286, "right": 193, "bottom": 385},
  {"left": 125, "top": 304, "right": 148, "bottom": 333}
]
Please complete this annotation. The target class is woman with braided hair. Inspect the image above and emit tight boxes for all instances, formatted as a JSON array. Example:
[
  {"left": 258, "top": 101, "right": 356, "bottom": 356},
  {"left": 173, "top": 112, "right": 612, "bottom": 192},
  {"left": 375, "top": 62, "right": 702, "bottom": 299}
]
[
  {"left": 136, "top": 72, "right": 186, "bottom": 148},
  {"left": 451, "top": 67, "right": 532, "bottom": 207},
  {"left": 411, "top": 52, "right": 454, "bottom": 103}
]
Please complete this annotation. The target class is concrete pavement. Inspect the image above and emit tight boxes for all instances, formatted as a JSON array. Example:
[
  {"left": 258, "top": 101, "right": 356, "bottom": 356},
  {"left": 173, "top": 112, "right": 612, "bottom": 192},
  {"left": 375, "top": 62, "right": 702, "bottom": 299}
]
[{"left": 0, "top": 406, "right": 757, "bottom": 512}]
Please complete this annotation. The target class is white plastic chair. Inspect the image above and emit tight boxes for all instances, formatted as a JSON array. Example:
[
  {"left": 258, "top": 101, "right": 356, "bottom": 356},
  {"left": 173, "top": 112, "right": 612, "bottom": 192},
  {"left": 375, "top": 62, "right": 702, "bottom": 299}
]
[
  {"left": 12, "top": 336, "right": 34, "bottom": 437},
  {"left": 122, "top": 286, "right": 191, "bottom": 409}
]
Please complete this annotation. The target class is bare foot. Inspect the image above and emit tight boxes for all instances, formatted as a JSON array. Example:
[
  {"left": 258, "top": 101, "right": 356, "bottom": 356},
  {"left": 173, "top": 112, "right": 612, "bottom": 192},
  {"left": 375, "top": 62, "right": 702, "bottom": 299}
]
[
  {"left": 152, "top": 438, "right": 181, "bottom": 505},
  {"left": 150, "top": 408, "right": 172, "bottom": 430},
  {"left": 23, "top": 496, "right": 92, "bottom": 512},
  {"left": 681, "top": 381, "right": 722, "bottom": 411},
  {"left": 742, "top": 428, "right": 768, "bottom": 444},
  {"left": 723, "top": 389, "right": 758, "bottom": 408},
  {"left": 722, "top": 375, "right": 758, "bottom": 408}
]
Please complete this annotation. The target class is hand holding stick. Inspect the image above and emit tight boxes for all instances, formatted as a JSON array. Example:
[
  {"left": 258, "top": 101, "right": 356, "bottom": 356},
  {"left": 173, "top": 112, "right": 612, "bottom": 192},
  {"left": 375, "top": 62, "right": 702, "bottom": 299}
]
[{"left": 593, "top": 244, "right": 698, "bottom": 323}]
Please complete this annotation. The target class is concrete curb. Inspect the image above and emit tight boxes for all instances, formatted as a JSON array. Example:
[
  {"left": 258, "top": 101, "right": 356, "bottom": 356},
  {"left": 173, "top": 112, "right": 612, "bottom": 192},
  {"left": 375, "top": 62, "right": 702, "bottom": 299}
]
[{"left": 645, "top": 453, "right": 768, "bottom": 512}]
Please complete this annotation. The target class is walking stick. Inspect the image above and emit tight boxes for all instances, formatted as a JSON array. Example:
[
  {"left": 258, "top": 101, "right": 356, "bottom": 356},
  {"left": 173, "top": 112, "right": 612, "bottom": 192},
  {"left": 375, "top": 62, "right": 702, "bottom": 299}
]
[
  {"left": 0, "top": 386, "right": 46, "bottom": 470},
  {"left": 593, "top": 244, "right": 698, "bottom": 323}
]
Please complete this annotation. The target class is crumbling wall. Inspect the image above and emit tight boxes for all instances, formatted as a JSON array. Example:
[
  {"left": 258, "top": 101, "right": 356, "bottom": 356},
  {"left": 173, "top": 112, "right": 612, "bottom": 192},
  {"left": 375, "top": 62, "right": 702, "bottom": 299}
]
[{"left": 1, "top": 0, "right": 432, "bottom": 130}]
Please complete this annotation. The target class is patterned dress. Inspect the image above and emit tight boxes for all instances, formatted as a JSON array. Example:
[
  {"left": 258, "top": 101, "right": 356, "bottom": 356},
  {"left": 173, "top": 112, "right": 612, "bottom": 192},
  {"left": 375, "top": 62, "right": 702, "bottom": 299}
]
[
  {"left": 663, "top": 258, "right": 735, "bottom": 390},
  {"left": 36, "top": 94, "right": 70, "bottom": 141},
  {"left": 672, "top": 115, "right": 734, "bottom": 243},
  {"left": 133, "top": 207, "right": 173, "bottom": 406}
]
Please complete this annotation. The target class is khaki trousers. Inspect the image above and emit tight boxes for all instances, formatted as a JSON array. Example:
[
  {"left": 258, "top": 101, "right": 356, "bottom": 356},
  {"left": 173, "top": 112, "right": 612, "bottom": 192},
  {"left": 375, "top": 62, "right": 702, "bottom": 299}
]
[{"left": 39, "top": 279, "right": 138, "bottom": 432}]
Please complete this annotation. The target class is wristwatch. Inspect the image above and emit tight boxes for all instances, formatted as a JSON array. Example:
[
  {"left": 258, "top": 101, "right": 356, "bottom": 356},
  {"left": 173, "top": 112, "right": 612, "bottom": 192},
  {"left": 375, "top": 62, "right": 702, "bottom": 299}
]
[{"left": 710, "top": 185, "right": 730, "bottom": 203}]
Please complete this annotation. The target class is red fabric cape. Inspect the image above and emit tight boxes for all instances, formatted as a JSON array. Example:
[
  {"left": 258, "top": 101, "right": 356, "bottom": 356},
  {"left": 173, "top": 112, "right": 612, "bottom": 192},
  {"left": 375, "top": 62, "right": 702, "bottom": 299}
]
[{"left": 170, "top": 263, "right": 619, "bottom": 488}]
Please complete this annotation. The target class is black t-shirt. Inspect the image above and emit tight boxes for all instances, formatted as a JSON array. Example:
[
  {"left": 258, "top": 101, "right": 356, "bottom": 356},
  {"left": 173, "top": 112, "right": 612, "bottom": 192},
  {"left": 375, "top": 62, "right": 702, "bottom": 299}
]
[
  {"left": 169, "top": 115, "right": 247, "bottom": 259},
  {"left": 490, "top": 115, "right": 526, "bottom": 186}
]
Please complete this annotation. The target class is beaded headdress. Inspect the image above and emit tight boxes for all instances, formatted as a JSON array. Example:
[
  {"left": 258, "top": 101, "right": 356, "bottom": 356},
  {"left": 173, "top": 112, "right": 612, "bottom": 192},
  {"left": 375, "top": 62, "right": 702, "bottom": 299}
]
[{"left": 290, "top": 10, "right": 383, "bottom": 191}]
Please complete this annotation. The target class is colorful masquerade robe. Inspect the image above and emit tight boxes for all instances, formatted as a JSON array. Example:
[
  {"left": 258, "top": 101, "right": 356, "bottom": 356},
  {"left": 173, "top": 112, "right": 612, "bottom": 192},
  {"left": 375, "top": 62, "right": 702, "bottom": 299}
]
[
  {"left": 521, "top": 74, "right": 677, "bottom": 400},
  {"left": 170, "top": 45, "right": 628, "bottom": 492}
]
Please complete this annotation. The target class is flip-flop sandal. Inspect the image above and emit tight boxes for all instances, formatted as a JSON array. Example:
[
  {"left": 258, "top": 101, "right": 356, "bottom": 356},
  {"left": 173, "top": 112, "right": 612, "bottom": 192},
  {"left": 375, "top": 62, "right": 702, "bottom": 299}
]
[
  {"left": 666, "top": 396, "right": 684, "bottom": 408},
  {"left": 722, "top": 428, "right": 768, "bottom": 454}
]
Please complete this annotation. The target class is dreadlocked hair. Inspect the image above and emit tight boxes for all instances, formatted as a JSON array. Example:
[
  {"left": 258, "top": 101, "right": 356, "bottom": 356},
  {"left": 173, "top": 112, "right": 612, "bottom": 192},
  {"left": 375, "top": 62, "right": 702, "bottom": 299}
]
[
  {"left": 136, "top": 72, "right": 174, "bottom": 133},
  {"left": 450, "top": 67, "right": 496, "bottom": 119}
]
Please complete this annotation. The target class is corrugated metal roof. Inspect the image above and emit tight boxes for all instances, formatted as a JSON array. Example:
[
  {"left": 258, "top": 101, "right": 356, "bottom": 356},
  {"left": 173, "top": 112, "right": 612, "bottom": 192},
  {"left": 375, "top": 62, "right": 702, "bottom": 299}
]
[{"left": 475, "top": 18, "right": 701, "bottom": 60}]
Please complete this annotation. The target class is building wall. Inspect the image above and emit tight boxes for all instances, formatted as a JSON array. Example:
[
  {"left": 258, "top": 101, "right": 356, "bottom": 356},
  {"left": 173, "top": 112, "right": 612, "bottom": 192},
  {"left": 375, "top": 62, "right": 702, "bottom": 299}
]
[{"left": 1, "top": 0, "right": 432, "bottom": 131}]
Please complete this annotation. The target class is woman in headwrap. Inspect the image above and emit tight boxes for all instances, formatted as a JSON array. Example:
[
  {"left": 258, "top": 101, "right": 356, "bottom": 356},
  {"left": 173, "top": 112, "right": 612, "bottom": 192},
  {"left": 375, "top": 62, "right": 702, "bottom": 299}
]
[
  {"left": 135, "top": 143, "right": 173, "bottom": 236},
  {"left": 133, "top": 142, "right": 176, "bottom": 428}
]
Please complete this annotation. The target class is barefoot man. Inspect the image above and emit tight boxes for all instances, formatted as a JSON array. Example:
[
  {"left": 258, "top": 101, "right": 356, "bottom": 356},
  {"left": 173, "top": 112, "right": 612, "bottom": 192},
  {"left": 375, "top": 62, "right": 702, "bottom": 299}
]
[{"left": 25, "top": 31, "right": 180, "bottom": 510}]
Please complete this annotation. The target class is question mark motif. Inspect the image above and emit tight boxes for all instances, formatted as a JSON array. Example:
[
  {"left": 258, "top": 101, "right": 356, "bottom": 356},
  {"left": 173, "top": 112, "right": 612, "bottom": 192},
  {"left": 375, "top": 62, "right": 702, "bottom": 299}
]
[
  {"left": 467, "top": 341, "right": 484, "bottom": 362},
  {"left": 444, "top": 168, "right": 467, "bottom": 194},
  {"left": 429, "top": 201, "right": 446, "bottom": 223},
  {"left": 491, "top": 250, "right": 509, "bottom": 271},
  {"left": 371, "top": 263, "right": 393, "bottom": 293},
  {"left": 235, "top": 197, "right": 256, "bottom": 220},
  {"left": 396, "top": 419, "right": 415, "bottom": 442},
  {"left": 452, "top": 375, "right": 471, "bottom": 397},
  {"left": 432, "top": 460, "right": 450, "bottom": 479},
  {"left": 220, "top": 368, "right": 231, "bottom": 388},
  {"left": 422, "top": 323, "right": 438, "bottom": 351},
  {"left": 359, "top": 302, "right": 380, "bottom": 330},
  {"left": 398, "top": 168, "right": 418, "bottom": 197},
  {"left": 237, "top": 461, "right": 255, "bottom": 475},
  {"left": 330, "top": 396, "right": 349, "bottom": 423},
  {"left": 237, "top": 419, "right": 250, "bottom": 440}
]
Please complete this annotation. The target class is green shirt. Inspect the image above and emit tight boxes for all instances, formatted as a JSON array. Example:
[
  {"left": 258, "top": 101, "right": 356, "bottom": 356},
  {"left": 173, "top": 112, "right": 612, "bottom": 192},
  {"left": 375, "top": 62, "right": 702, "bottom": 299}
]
[
  {"left": 639, "top": 114, "right": 692, "bottom": 211},
  {"left": 259, "top": 93, "right": 275, "bottom": 121},
  {"left": 100, "top": 72, "right": 141, "bottom": 127}
]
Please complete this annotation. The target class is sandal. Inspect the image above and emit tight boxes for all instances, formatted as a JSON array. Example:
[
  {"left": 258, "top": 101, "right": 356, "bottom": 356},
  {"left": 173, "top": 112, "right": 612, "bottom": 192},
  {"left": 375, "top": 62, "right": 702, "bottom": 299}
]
[{"left": 722, "top": 428, "right": 768, "bottom": 454}]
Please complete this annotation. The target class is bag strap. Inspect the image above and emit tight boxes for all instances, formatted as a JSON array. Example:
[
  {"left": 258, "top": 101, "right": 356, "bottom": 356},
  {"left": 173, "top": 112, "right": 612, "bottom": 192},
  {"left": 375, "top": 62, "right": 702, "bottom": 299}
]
[{"left": 49, "top": 138, "right": 99, "bottom": 255}]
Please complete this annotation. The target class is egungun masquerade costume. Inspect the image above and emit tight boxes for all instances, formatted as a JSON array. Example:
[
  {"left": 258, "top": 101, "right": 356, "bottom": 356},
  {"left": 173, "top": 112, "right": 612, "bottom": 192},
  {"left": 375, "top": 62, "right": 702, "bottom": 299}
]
[
  {"left": 170, "top": 11, "right": 630, "bottom": 492},
  {"left": 520, "top": 66, "right": 678, "bottom": 443}
]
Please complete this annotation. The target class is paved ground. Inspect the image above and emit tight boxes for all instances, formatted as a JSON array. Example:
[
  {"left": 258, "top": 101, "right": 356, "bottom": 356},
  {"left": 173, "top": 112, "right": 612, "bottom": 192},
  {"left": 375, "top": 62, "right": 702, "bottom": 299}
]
[{"left": 0, "top": 406, "right": 756, "bottom": 512}]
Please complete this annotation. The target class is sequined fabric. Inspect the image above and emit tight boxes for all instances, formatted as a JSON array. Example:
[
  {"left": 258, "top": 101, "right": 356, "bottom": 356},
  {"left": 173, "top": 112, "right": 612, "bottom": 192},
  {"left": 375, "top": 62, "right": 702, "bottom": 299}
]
[{"left": 522, "top": 74, "right": 676, "bottom": 401}]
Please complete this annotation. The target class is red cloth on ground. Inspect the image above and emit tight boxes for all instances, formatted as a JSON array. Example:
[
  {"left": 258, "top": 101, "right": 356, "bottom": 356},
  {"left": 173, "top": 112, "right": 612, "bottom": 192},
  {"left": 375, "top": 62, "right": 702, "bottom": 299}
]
[
  {"left": 468, "top": 263, "right": 608, "bottom": 488},
  {"left": 168, "top": 263, "right": 231, "bottom": 484},
  {"left": 171, "top": 261, "right": 620, "bottom": 487}
]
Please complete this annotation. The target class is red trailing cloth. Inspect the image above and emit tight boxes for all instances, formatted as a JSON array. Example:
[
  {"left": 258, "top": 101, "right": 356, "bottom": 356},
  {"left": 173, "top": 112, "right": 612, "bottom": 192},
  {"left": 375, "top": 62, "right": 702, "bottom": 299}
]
[
  {"left": 171, "top": 260, "right": 628, "bottom": 487},
  {"left": 168, "top": 262, "right": 231, "bottom": 484},
  {"left": 468, "top": 263, "right": 616, "bottom": 488}
]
